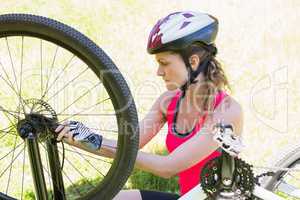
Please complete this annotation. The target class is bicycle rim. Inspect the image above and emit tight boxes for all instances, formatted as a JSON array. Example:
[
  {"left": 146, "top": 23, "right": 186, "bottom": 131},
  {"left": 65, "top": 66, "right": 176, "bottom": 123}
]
[
  {"left": 270, "top": 159, "right": 300, "bottom": 199},
  {"left": 263, "top": 144, "right": 300, "bottom": 200}
]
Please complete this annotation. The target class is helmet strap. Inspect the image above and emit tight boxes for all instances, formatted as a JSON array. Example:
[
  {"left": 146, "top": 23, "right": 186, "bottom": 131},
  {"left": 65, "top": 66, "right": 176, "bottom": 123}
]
[{"left": 179, "top": 52, "right": 212, "bottom": 98}]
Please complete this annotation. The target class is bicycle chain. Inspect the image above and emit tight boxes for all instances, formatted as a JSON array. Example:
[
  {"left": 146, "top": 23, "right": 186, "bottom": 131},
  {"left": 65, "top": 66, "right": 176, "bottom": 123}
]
[
  {"left": 254, "top": 171, "right": 275, "bottom": 186},
  {"left": 200, "top": 156, "right": 255, "bottom": 199}
]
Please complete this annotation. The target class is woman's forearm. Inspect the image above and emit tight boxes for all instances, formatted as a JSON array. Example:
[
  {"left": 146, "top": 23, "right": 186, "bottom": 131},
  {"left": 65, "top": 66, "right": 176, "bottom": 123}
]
[
  {"left": 97, "top": 137, "right": 117, "bottom": 158},
  {"left": 134, "top": 151, "right": 172, "bottom": 178},
  {"left": 64, "top": 137, "right": 172, "bottom": 178},
  {"left": 62, "top": 137, "right": 117, "bottom": 158},
  {"left": 100, "top": 138, "right": 172, "bottom": 178}
]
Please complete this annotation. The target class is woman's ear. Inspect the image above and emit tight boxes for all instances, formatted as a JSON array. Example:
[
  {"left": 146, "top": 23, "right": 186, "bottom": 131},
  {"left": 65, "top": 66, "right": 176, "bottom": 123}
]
[{"left": 189, "top": 54, "right": 200, "bottom": 71}]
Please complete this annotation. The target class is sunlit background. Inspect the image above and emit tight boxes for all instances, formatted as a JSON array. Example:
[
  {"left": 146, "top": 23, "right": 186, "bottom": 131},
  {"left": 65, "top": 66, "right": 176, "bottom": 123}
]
[{"left": 0, "top": 0, "right": 299, "bottom": 198}]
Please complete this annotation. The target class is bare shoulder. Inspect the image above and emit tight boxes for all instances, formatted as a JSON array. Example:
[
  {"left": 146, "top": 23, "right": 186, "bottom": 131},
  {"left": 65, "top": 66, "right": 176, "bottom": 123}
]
[
  {"left": 211, "top": 94, "right": 244, "bottom": 135},
  {"left": 215, "top": 95, "right": 243, "bottom": 116},
  {"left": 156, "top": 89, "right": 179, "bottom": 117}
]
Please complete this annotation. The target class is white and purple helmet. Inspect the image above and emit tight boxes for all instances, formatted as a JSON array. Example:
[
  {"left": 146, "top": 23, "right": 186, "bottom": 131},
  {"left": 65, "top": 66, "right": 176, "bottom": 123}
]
[{"left": 147, "top": 11, "right": 218, "bottom": 54}]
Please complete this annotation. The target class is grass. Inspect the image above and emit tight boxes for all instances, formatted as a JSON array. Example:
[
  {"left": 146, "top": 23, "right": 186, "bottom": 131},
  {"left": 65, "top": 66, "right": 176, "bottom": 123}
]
[
  {"left": 126, "top": 147, "right": 179, "bottom": 194},
  {"left": 23, "top": 177, "right": 104, "bottom": 200}
]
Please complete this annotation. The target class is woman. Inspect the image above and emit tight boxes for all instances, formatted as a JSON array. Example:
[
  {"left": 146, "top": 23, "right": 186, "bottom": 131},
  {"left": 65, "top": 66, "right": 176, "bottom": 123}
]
[{"left": 55, "top": 11, "right": 243, "bottom": 200}]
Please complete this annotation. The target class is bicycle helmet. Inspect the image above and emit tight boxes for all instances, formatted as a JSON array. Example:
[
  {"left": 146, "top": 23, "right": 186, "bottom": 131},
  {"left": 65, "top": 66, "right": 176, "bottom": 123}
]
[{"left": 147, "top": 11, "right": 218, "bottom": 96}]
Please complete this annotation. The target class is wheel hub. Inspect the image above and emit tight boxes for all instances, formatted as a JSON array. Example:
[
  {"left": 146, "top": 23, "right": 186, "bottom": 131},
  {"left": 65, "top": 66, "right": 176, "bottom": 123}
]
[{"left": 16, "top": 99, "right": 58, "bottom": 141}]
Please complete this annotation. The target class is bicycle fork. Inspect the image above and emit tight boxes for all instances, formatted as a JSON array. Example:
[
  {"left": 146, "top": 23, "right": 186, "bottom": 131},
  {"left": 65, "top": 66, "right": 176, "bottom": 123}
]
[{"left": 18, "top": 119, "right": 66, "bottom": 200}]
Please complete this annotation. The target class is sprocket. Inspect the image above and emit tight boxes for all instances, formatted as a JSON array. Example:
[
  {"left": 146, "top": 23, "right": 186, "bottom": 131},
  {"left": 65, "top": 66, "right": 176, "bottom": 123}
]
[{"left": 200, "top": 155, "right": 255, "bottom": 199}]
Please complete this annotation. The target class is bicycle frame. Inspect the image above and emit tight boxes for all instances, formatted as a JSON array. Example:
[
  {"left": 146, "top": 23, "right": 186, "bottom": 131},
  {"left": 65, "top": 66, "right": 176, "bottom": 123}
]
[
  {"left": 26, "top": 133, "right": 66, "bottom": 200},
  {"left": 178, "top": 183, "right": 285, "bottom": 200}
]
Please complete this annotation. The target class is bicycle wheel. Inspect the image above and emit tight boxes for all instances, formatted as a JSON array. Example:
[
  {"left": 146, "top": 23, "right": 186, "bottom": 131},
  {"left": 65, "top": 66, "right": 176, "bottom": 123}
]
[
  {"left": 0, "top": 14, "right": 139, "bottom": 200},
  {"left": 262, "top": 143, "right": 300, "bottom": 199}
]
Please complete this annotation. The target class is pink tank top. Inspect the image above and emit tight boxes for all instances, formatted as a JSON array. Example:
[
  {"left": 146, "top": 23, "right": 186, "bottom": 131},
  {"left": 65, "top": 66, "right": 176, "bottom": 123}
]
[{"left": 165, "top": 90, "right": 227, "bottom": 195}]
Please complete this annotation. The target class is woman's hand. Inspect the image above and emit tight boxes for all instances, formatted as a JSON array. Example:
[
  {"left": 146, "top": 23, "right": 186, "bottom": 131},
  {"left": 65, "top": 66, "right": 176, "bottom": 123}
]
[{"left": 55, "top": 121, "right": 103, "bottom": 151}]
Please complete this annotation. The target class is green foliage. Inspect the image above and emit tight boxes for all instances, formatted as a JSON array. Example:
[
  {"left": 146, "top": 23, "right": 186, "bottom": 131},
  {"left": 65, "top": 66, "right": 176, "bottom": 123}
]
[
  {"left": 128, "top": 168, "right": 179, "bottom": 194},
  {"left": 126, "top": 146, "right": 179, "bottom": 194},
  {"left": 24, "top": 190, "right": 35, "bottom": 200}
]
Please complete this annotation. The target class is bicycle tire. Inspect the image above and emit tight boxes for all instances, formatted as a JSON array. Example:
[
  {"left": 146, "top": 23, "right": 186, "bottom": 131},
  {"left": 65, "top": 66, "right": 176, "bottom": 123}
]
[
  {"left": 0, "top": 13, "right": 139, "bottom": 200},
  {"left": 262, "top": 143, "right": 300, "bottom": 198}
]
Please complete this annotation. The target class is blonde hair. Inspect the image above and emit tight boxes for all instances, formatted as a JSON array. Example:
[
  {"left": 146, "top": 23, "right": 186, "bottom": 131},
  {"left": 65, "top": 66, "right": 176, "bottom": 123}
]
[{"left": 176, "top": 43, "right": 231, "bottom": 113}]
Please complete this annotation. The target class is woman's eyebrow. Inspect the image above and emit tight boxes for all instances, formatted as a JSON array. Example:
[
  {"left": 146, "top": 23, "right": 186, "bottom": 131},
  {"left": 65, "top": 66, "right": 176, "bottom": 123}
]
[{"left": 157, "top": 58, "right": 167, "bottom": 63}]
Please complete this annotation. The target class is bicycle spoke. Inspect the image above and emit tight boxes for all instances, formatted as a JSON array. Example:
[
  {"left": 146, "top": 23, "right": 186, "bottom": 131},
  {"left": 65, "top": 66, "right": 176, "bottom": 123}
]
[
  {"left": 0, "top": 145, "right": 25, "bottom": 180},
  {"left": 46, "top": 66, "right": 89, "bottom": 102},
  {"left": 0, "top": 105, "right": 20, "bottom": 119},
  {"left": 4, "top": 37, "right": 28, "bottom": 116},
  {"left": 5, "top": 37, "right": 19, "bottom": 94},
  {"left": 58, "top": 150, "right": 95, "bottom": 188},
  {"left": 0, "top": 141, "right": 24, "bottom": 162},
  {"left": 29, "top": 99, "right": 45, "bottom": 114},
  {"left": 89, "top": 127, "right": 118, "bottom": 134},
  {"left": 6, "top": 135, "right": 18, "bottom": 194},
  {"left": 40, "top": 40, "right": 43, "bottom": 98},
  {"left": 0, "top": 125, "right": 15, "bottom": 133},
  {"left": 18, "top": 36, "right": 24, "bottom": 121},
  {"left": 40, "top": 165, "right": 53, "bottom": 199},
  {"left": 0, "top": 70, "right": 27, "bottom": 114},
  {"left": 61, "top": 170, "right": 82, "bottom": 196},
  {"left": 1, "top": 111, "right": 17, "bottom": 126},
  {"left": 57, "top": 81, "right": 102, "bottom": 115},
  {"left": 69, "top": 145, "right": 106, "bottom": 177},
  {"left": 0, "top": 131, "right": 16, "bottom": 138},
  {"left": 40, "top": 142, "right": 99, "bottom": 197},
  {"left": 0, "top": 109, "right": 17, "bottom": 139},
  {"left": 0, "top": 106, "right": 24, "bottom": 115},
  {"left": 57, "top": 113, "right": 116, "bottom": 116},
  {"left": 20, "top": 143, "right": 26, "bottom": 200},
  {"left": 0, "top": 62, "right": 15, "bottom": 92},
  {"left": 43, "top": 46, "right": 59, "bottom": 98},
  {"left": 57, "top": 146, "right": 113, "bottom": 164},
  {"left": 57, "top": 97, "right": 111, "bottom": 124},
  {"left": 40, "top": 143, "right": 57, "bottom": 198},
  {"left": 0, "top": 126, "right": 16, "bottom": 140},
  {"left": 43, "top": 144, "right": 54, "bottom": 195},
  {"left": 41, "top": 54, "right": 75, "bottom": 100}
]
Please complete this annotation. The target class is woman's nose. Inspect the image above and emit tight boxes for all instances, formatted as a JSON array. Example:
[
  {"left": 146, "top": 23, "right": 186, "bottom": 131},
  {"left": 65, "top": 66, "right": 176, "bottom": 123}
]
[{"left": 156, "top": 65, "right": 165, "bottom": 76}]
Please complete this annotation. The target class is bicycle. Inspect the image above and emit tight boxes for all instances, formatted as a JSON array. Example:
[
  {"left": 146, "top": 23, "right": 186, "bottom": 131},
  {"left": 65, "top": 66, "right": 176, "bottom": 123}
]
[
  {"left": 178, "top": 124, "right": 300, "bottom": 200},
  {"left": 0, "top": 14, "right": 139, "bottom": 200}
]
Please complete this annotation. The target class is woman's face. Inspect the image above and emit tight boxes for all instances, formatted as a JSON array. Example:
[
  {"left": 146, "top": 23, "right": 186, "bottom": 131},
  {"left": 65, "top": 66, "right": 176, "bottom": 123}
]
[{"left": 155, "top": 51, "right": 188, "bottom": 90}]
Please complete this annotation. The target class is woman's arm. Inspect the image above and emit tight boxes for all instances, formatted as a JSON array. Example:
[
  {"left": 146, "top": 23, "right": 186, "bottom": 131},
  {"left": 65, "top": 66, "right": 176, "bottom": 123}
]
[
  {"left": 94, "top": 96, "right": 244, "bottom": 178},
  {"left": 137, "top": 90, "right": 175, "bottom": 149},
  {"left": 157, "top": 96, "right": 244, "bottom": 178},
  {"left": 97, "top": 90, "right": 175, "bottom": 152},
  {"left": 56, "top": 94, "right": 242, "bottom": 179},
  {"left": 56, "top": 91, "right": 175, "bottom": 160}
]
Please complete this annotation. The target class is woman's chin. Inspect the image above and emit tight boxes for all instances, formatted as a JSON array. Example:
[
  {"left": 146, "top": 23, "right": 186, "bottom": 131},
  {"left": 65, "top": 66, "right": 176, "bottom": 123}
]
[{"left": 165, "top": 85, "right": 179, "bottom": 91}]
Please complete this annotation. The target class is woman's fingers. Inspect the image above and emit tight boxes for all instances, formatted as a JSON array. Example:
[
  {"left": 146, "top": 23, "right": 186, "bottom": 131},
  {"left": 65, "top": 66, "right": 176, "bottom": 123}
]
[
  {"left": 55, "top": 121, "right": 68, "bottom": 132},
  {"left": 55, "top": 124, "right": 65, "bottom": 133},
  {"left": 66, "top": 130, "right": 75, "bottom": 143},
  {"left": 55, "top": 121, "right": 71, "bottom": 141}
]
